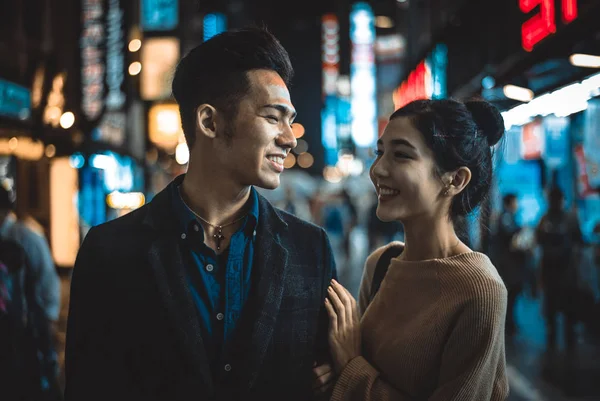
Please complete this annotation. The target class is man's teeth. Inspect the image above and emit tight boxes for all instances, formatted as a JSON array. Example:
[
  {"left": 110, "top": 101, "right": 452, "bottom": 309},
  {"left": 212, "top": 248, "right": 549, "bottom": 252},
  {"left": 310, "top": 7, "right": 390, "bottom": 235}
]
[
  {"left": 267, "top": 156, "right": 284, "bottom": 165},
  {"left": 379, "top": 187, "right": 399, "bottom": 196}
]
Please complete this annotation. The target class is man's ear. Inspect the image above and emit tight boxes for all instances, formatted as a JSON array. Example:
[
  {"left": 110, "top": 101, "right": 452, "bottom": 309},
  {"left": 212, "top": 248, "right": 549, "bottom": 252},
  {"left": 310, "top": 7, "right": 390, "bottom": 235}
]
[{"left": 196, "top": 104, "right": 218, "bottom": 139}]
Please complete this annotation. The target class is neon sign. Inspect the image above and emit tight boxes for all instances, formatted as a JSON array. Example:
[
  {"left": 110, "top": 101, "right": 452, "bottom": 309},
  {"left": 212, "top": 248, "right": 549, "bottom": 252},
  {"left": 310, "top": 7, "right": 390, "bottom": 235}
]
[
  {"left": 322, "top": 14, "right": 339, "bottom": 96},
  {"left": 350, "top": 2, "right": 377, "bottom": 148},
  {"left": 393, "top": 44, "right": 447, "bottom": 110},
  {"left": 520, "top": 0, "right": 578, "bottom": 52},
  {"left": 81, "top": 0, "right": 105, "bottom": 121}
]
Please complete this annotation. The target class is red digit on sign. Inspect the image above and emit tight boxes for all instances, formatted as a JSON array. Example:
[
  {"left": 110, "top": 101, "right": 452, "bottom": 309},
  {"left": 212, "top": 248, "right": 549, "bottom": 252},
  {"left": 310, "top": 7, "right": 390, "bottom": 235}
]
[
  {"left": 562, "top": 0, "right": 578, "bottom": 23},
  {"left": 520, "top": 0, "right": 556, "bottom": 52}
]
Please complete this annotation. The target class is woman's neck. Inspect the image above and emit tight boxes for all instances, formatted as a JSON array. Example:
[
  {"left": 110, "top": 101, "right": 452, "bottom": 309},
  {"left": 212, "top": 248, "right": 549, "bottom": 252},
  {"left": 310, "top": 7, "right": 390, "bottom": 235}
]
[{"left": 400, "top": 216, "right": 470, "bottom": 262}]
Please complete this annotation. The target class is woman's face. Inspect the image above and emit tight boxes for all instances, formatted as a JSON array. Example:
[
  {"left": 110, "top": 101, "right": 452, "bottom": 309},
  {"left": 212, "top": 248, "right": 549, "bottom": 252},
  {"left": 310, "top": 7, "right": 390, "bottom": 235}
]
[{"left": 370, "top": 116, "right": 448, "bottom": 223}]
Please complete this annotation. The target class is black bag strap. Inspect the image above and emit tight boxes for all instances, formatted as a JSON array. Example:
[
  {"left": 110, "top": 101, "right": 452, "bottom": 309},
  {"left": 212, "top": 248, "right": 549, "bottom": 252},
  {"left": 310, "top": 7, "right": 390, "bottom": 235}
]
[{"left": 370, "top": 244, "right": 403, "bottom": 301}]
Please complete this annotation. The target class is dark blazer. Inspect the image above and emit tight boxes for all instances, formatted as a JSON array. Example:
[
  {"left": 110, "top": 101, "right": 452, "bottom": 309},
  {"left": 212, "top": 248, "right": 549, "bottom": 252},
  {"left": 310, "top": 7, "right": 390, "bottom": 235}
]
[{"left": 64, "top": 182, "right": 337, "bottom": 401}]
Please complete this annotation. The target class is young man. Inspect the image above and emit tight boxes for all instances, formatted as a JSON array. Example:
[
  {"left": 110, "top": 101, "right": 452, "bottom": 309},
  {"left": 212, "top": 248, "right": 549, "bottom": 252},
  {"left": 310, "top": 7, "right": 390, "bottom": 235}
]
[{"left": 65, "top": 27, "right": 336, "bottom": 401}]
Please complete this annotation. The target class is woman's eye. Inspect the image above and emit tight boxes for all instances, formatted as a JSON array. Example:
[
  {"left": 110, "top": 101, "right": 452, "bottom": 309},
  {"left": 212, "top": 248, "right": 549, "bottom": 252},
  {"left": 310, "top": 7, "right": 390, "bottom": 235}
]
[{"left": 395, "top": 152, "right": 410, "bottom": 159}]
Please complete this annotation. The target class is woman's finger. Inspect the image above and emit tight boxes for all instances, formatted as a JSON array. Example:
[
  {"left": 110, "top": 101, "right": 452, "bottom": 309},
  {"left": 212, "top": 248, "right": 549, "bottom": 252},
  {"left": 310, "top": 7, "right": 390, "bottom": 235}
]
[
  {"left": 327, "top": 285, "right": 347, "bottom": 329},
  {"left": 332, "top": 280, "right": 354, "bottom": 327},
  {"left": 341, "top": 282, "right": 359, "bottom": 321},
  {"left": 324, "top": 298, "right": 338, "bottom": 334}
]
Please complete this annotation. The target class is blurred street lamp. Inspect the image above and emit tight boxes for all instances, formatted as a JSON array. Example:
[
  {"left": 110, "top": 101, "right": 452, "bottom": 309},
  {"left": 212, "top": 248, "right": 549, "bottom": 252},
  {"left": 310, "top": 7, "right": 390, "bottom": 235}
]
[
  {"left": 284, "top": 153, "right": 296, "bottom": 169},
  {"left": 292, "top": 123, "right": 305, "bottom": 138},
  {"left": 569, "top": 53, "right": 600, "bottom": 68},
  {"left": 60, "top": 112, "right": 75, "bottom": 129},
  {"left": 45, "top": 144, "right": 56, "bottom": 158},
  {"left": 297, "top": 152, "right": 314, "bottom": 168},
  {"left": 503, "top": 85, "right": 534, "bottom": 102},
  {"left": 175, "top": 142, "right": 189, "bottom": 165},
  {"left": 129, "top": 62, "right": 142, "bottom": 76},
  {"left": 128, "top": 39, "right": 142, "bottom": 52},
  {"left": 375, "top": 16, "right": 394, "bottom": 29}
]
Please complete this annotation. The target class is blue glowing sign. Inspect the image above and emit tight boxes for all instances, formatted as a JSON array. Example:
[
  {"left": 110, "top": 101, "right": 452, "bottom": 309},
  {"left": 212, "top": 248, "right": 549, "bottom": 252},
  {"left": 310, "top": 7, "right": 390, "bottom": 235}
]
[
  {"left": 203, "top": 13, "right": 227, "bottom": 42},
  {"left": 0, "top": 78, "right": 31, "bottom": 120},
  {"left": 543, "top": 116, "right": 569, "bottom": 169},
  {"left": 350, "top": 2, "right": 377, "bottom": 148},
  {"left": 141, "top": 0, "right": 178, "bottom": 31},
  {"left": 427, "top": 43, "right": 447, "bottom": 99}
]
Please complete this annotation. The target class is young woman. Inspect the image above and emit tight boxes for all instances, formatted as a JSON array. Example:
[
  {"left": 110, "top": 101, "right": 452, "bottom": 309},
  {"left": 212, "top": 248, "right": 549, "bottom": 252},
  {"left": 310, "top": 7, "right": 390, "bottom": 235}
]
[{"left": 324, "top": 99, "right": 509, "bottom": 400}]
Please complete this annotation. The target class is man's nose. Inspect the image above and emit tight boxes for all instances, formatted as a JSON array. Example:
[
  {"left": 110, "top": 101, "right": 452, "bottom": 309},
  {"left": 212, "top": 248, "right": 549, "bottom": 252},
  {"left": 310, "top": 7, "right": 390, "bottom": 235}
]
[{"left": 277, "top": 124, "right": 297, "bottom": 150}]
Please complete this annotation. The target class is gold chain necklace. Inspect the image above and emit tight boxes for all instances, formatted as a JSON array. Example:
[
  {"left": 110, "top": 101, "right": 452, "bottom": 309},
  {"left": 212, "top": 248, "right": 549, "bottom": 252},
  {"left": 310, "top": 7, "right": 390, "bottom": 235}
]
[{"left": 178, "top": 187, "right": 247, "bottom": 251}]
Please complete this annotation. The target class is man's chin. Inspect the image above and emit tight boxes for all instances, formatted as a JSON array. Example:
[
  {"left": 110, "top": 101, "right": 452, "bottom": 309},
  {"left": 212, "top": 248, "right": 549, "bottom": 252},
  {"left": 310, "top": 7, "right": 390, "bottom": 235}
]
[{"left": 254, "top": 176, "right": 281, "bottom": 190}]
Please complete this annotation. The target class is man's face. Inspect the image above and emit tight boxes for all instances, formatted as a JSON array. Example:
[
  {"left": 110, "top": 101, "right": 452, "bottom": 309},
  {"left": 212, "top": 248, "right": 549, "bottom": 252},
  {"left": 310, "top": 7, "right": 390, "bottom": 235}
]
[{"left": 212, "top": 69, "right": 297, "bottom": 190}]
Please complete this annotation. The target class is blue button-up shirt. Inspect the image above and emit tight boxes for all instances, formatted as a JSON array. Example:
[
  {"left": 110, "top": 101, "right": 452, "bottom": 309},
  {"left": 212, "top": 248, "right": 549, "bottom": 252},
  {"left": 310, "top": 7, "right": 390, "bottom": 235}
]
[{"left": 169, "top": 182, "right": 259, "bottom": 373}]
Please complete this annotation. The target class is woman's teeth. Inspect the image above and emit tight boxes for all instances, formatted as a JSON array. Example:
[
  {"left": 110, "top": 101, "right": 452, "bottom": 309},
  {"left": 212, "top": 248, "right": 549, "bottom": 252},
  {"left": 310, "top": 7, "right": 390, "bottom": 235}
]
[{"left": 379, "top": 187, "right": 399, "bottom": 196}]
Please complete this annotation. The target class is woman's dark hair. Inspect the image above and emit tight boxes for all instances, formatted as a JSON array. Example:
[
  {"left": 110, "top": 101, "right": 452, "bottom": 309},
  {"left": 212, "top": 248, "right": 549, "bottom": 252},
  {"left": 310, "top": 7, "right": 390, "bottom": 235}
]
[
  {"left": 172, "top": 26, "right": 294, "bottom": 148},
  {"left": 390, "top": 98, "right": 505, "bottom": 222}
]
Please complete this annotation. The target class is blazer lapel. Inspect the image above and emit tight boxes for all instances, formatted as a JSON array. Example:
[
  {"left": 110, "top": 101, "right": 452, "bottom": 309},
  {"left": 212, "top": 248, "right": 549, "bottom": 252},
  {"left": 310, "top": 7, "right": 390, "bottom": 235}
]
[
  {"left": 144, "top": 185, "right": 214, "bottom": 393},
  {"left": 241, "top": 194, "right": 289, "bottom": 388}
]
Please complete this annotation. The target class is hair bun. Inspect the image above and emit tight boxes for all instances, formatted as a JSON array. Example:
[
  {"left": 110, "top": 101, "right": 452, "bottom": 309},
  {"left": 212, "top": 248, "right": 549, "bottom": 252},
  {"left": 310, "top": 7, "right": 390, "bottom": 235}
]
[{"left": 465, "top": 100, "right": 505, "bottom": 146}]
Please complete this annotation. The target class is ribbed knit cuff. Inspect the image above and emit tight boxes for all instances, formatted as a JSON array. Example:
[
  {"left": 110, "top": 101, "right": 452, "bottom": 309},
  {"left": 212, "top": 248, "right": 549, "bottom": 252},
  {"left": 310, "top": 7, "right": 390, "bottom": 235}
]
[{"left": 331, "top": 356, "right": 374, "bottom": 400}]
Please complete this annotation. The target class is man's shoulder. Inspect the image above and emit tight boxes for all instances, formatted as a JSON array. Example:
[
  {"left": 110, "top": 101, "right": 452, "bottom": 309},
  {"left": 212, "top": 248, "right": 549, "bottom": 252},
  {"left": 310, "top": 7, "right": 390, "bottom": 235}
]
[
  {"left": 87, "top": 203, "right": 150, "bottom": 239},
  {"left": 273, "top": 206, "right": 325, "bottom": 236}
]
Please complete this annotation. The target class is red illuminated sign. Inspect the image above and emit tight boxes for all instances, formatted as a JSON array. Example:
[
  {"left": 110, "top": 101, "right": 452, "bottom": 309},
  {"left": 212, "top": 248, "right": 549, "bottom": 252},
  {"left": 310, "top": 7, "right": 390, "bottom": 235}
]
[
  {"left": 322, "top": 14, "right": 339, "bottom": 96},
  {"left": 521, "top": 120, "right": 544, "bottom": 160},
  {"left": 520, "top": 0, "right": 578, "bottom": 52},
  {"left": 392, "top": 61, "right": 432, "bottom": 110}
]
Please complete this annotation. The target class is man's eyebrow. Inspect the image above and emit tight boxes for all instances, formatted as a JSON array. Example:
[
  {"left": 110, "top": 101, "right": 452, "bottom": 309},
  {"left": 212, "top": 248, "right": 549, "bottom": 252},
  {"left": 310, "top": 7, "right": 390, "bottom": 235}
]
[{"left": 263, "top": 104, "right": 297, "bottom": 120}]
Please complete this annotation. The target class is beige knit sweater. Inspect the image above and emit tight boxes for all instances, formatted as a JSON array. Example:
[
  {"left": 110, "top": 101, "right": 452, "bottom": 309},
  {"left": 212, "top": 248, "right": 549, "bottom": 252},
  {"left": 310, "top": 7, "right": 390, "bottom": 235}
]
[{"left": 331, "top": 243, "right": 509, "bottom": 401}]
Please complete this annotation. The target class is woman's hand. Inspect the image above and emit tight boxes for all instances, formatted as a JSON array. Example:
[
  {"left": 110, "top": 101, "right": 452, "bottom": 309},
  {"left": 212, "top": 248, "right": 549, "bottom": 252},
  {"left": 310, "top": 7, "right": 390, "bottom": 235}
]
[{"left": 324, "top": 279, "right": 361, "bottom": 374}]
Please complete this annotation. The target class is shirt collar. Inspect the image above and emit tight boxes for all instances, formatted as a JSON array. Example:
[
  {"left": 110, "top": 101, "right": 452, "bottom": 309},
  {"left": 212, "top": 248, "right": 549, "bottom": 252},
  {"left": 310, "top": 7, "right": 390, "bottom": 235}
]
[{"left": 169, "top": 181, "right": 260, "bottom": 237}]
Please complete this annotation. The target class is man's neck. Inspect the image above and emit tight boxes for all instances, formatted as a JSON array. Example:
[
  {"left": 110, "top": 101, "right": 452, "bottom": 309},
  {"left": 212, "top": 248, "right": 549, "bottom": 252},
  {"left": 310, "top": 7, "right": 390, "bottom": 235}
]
[{"left": 180, "top": 170, "right": 252, "bottom": 226}]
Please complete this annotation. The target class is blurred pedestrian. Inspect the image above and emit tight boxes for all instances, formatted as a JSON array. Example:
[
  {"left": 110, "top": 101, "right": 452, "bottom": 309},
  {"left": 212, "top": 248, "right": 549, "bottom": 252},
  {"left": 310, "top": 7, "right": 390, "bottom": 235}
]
[
  {"left": 493, "top": 194, "right": 529, "bottom": 336},
  {"left": 340, "top": 189, "right": 358, "bottom": 262},
  {"left": 317, "top": 99, "right": 509, "bottom": 400},
  {"left": 66, "top": 27, "right": 337, "bottom": 401},
  {"left": 536, "top": 187, "right": 583, "bottom": 349},
  {"left": 0, "top": 185, "right": 61, "bottom": 400}
]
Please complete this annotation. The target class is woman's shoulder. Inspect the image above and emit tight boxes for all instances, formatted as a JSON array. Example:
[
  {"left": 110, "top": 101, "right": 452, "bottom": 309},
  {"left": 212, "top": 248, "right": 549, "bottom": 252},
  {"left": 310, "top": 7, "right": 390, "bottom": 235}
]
[
  {"left": 364, "top": 241, "right": 405, "bottom": 278},
  {"left": 438, "top": 252, "right": 507, "bottom": 309}
]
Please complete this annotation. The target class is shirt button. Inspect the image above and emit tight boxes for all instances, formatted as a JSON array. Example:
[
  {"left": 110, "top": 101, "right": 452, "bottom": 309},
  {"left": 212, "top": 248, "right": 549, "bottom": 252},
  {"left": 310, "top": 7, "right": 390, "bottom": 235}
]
[
  {"left": 216, "top": 313, "right": 224, "bottom": 321},
  {"left": 224, "top": 364, "right": 232, "bottom": 372},
  {"left": 193, "top": 224, "right": 200, "bottom": 232},
  {"left": 205, "top": 264, "right": 214, "bottom": 272},
  {"left": 180, "top": 233, "right": 187, "bottom": 240}
]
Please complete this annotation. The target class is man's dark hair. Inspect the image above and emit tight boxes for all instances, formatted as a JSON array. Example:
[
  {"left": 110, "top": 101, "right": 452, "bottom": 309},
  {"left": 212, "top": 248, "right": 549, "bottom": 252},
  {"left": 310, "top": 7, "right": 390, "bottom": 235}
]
[
  {"left": 390, "top": 99, "right": 505, "bottom": 224},
  {"left": 171, "top": 26, "right": 294, "bottom": 148}
]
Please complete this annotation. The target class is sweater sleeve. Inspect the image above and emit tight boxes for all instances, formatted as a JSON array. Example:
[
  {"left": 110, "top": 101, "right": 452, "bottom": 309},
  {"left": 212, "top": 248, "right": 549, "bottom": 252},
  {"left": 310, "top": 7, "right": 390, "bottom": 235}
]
[
  {"left": 332, "top": 356, "right": 412, "bottom": 400},
  {"left": 332, "top": 276, "right": 509, "bottom": 401},
  {"left": 429, "top": 280, "right": 509, "bottom": 401}
]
